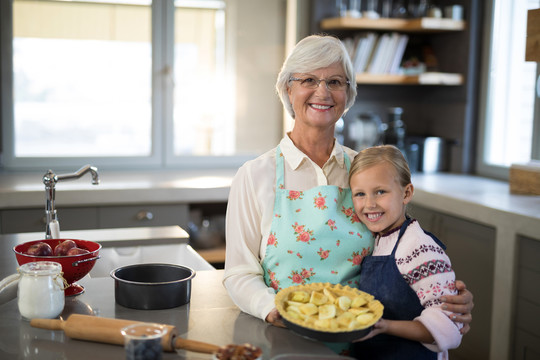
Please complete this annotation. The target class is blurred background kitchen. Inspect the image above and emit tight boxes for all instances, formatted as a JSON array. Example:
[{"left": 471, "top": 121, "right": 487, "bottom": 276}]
[{"left": 0, "top": 1, "right": 539, "bottom": 360}]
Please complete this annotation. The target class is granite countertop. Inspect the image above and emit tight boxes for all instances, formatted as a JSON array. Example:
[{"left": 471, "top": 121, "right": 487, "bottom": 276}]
[{"left": 0, "top": 270, "right": 338, "bottom": 360}]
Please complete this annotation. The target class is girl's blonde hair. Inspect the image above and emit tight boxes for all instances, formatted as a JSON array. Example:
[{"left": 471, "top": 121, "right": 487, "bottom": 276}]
[{"left": 349, "top": 145, "right": 411, "bottom": 188}]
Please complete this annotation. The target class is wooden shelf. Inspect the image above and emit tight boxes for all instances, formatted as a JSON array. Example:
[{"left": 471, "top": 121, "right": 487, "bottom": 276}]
[
  {"left": 321, "top": 17, "right": 466, "bottom": 33},
  {"left": 355, "top": 72, "right": 464, "bottom": 85}
]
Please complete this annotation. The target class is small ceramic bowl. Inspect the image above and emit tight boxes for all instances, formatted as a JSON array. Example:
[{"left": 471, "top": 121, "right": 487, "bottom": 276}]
[{"left": 212, "top": 343, "right": 263, "bottom": 360}]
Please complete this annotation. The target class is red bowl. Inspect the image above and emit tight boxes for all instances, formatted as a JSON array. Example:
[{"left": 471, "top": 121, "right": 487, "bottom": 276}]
[{"left": 13, "top": 239, "right": 101, "bottom": 296}]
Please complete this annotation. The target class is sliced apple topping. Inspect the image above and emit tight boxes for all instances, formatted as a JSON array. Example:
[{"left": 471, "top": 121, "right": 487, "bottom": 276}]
[{"left": 276, "top": 283, "right": 383, "bottom": 332}]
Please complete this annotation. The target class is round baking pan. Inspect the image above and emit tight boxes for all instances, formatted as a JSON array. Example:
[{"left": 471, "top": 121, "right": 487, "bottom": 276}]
[
  {"left": 281, "top": 316, "right": 372, "bottom": 343},
  {"left": 275, "top": 283, "right": 383, "bottom": 343},
  {"left": 111, "top": 263, "right": 195, "bottom": 310}
]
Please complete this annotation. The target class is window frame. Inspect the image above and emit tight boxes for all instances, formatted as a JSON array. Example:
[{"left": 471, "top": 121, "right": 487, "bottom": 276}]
[
  {"left": 476, "top": 0, "right": 540, "bottom": 179},
  {"left": 0, "top": 0, "right": 253, "bottom": 171}
]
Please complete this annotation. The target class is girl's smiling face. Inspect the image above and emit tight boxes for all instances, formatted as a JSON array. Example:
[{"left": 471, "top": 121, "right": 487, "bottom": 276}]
[
  {"left": 287, "top": 62, "right": 347, "bottom": 130},
  {"left": 350, "top": 162, "right": 414, "bottom": 235}
]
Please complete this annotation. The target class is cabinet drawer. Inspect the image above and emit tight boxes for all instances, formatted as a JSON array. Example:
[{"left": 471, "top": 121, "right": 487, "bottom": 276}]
[
  {"left": 98, "top": 205, "right": 189, "bottom": 229},
  {"left": 514, "top": 329, "right": 540, "bottom": 360},
  {"left": 517, "top": 267, "right": 540, "bottom": 306},
  {"left": 515, "top": 298, "right": 540, "bottom": 339},
  {"left": 0, "top": 207, "right": 98, "bottom": 234},
  {"left": 519, "top": 236, "right": 540, "bottom": 273}
]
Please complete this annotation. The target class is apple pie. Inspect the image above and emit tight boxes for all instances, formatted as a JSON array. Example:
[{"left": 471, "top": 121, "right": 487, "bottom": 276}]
[{"left": 275, "top": 283, "right": 383, "bottom": 333}]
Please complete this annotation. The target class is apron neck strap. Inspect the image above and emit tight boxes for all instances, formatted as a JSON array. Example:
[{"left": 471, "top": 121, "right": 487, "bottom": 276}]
[{"left": 391, "top": 217, "right": 413, "bottom": 256}]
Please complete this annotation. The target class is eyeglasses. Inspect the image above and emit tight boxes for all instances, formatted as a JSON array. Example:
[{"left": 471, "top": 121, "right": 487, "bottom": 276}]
[{"left": 289, "top": 76, "right": 350, "bottom": 91}]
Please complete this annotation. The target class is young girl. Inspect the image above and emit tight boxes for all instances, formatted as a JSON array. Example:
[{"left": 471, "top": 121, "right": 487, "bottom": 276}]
[{"left": 349, "top": 145, "right": 462, "bottom": 360}]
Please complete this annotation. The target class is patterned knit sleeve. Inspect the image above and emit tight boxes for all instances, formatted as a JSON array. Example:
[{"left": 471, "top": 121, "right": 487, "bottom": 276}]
[{"left": 395, "top": 222, "right": 462, "bottom": 352}]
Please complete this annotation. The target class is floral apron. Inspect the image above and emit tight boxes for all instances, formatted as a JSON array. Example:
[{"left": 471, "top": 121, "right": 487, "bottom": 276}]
[{"left": 262, "top": 146, "right": 374, "bottom": 292}]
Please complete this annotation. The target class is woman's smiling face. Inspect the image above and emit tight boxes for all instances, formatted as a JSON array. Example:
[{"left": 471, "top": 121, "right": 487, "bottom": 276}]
[
  {"left": 350, "top": 162, "right": 413, "bottom": 235},
  {"left": 287, "top": 62, "right": 348, "bottom": 130}
]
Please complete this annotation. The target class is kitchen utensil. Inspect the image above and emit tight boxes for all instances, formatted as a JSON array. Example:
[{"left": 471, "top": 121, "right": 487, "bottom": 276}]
[
  {"left": 110, "top": 263, "right": 195, "bottom": 310},
  {"left": 13, "top": 238, "right": 101, "bottom": 296},
  {"left": 18, "top": 261, "right": 65, "bottom": 319},
  {"left": 122, "top": 323, "right": 166, "bottom": 360},
  {"left": 382, "top": 107, "right": 406, "bottom": 152},
  {"left": 348, "top": 112, "right": 384, "bottom": 151},
  {"left": 444, "top": 5, "right": 463, "bottom": 20},
  {"left": 280, "top": 316, "right": 372, "bottom": 343},
  {"left": 30, "top": 314, "right": 220, "bottom": 354},
  {"left": 405, "top": 136, "right": 449, "bottom": 173}
]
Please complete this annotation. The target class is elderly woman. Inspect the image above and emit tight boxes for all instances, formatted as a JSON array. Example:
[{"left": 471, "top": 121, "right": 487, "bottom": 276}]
[{"left": 223, "top": 34, "right": 473, "bottom": 331}]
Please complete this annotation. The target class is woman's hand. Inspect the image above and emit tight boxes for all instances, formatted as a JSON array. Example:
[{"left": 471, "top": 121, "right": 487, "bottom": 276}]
[
  {"left": 265, "top": 308, "right": 286, "bottom": 328},
  {"left": 442, "top": 280, "right": 474, "bottom": 334}
]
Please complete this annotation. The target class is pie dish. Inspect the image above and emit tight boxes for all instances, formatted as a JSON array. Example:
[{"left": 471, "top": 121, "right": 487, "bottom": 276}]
[{"left": 275, "top": 283, "right": 383, "bottom": 342}]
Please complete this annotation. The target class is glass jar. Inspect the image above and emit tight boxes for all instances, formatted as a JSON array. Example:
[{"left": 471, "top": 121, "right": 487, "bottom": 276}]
[
  {"left": 18, "top": 261, "right": 65, "bottom": 320},
  {"left": 121, "top": 323, "right": 166, "bottom": 360},
  {"left": 383, "top": 107, "right": 406, "bottom": 151}
]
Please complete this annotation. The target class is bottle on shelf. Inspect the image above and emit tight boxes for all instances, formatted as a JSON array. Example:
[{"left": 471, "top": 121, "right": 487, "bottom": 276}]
[{"left": 382, "top": 107, "right": 406, "bottom": 152}]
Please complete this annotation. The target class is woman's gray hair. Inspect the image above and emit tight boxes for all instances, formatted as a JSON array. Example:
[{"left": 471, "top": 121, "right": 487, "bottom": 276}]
[{"left": 276, "top": 34, "right": 357, "bottom": 119}]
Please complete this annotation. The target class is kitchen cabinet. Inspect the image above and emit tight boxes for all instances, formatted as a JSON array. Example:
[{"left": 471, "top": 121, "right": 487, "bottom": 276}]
[
  {"left": 0, "top": 204, "right": 189, "bottom": 235},
  {"left": 0, "top": 202, "right": 227, "bottom": 268},
  {"left": 513, "top": 236, "right": 540, "bottom": 360},
  {"left": 409, "top": 203, "right": 496, "bottom": 360},
  {"left": 98, "top": 204, "right": 189, "bottom": 229},
  {"left": 1, "top": 207, "right": 99, "bottom": 234},
  {"left": 310, "top": 0, "right": 482, "bottom": 173}
]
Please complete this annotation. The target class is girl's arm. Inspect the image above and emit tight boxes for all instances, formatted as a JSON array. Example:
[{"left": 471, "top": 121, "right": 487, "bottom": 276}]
[
  {"left": 356, "top": 319, "right": 434, "bottom": 344},
  {"left": 378, "top": 319, "right": 433, "bottom": 343}
]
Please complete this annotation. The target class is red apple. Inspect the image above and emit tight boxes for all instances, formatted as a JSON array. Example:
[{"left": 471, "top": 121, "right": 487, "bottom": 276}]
[
  {"left": 54, "top": 240, "right": 77, "bottom": 256},
  {"left": 66, "top": 247, "right": 89, "bottom": 256},
  {"left": 26, "top": 242, "right": 53, "bottom": 256}
]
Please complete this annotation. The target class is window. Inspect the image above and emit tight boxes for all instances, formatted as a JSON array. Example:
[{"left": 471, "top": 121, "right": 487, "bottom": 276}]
[
  {"left": 12, "top": 0, "right": 153, "bottom": 159},
  {"left": 478, "top": 0, "right": 540, "bottom": 178},
  {"left": 1, "top": 0, "right": 285, "bottom": 170}
]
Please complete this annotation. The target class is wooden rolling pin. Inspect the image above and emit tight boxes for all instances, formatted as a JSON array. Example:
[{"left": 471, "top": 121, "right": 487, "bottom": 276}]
[{"left": 30, "top": 314, "right": 220, "bottom": 354}]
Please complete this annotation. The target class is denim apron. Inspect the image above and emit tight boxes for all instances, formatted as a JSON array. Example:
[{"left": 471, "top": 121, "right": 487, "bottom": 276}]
[
  {"left": 351, "top": 218, "right": 441, "bottom": 360},
  {"left": 262, "top": 146, "right": 374, "bottom": 292}
]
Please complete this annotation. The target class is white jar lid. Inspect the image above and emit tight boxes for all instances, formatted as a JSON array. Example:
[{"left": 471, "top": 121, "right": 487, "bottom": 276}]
[{"left": 18, "top": 261, "right": 62, "bottom": 276}]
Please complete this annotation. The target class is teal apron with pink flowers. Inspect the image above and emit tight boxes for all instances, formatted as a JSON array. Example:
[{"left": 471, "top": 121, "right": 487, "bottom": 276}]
[{"left": 262, "top": 146, "right": 374, "bottom": 292}]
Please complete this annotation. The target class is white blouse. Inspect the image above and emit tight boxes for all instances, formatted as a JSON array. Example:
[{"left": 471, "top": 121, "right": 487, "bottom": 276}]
[{"left": 223, "top": 134, "right": 357, "bottom": 321}]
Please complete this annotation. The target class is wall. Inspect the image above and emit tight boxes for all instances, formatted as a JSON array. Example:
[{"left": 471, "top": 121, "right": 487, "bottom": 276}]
[{"left": 228, "top": 0, "right": 287, "bottom": 154}]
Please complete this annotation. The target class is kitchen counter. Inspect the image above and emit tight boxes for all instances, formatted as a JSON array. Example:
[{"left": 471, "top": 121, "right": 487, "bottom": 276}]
[
  {"left": 0, "top": 226, "right": 339, "bottom": 359},
  {"left": 1, "top": 169, "right": 539, "bottom": 360},
  {"left": 0, "top": 170, "right": 538, "bottom": 222},
  {"left": 0, "top": 270, "right": 338, "bottom": 360},
  {"left": 0, "top": 169, "right": 236, "bottom": 209}
]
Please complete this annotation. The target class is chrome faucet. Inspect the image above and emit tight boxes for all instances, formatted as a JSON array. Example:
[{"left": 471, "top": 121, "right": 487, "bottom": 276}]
[{"left": 42, "top": 165, "right": 100, "bottom": 239}]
